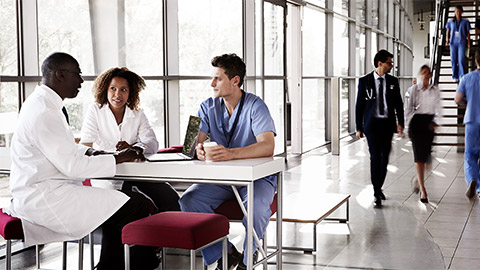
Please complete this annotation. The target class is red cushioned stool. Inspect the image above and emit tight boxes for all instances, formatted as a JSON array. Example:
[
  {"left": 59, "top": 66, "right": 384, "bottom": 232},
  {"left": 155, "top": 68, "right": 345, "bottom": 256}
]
[
  {"left": 122, "top": 211, "right": 229, "bottom": 270},
  {"left": 0, "top": 209, "right": 87, "bottom": 270}
]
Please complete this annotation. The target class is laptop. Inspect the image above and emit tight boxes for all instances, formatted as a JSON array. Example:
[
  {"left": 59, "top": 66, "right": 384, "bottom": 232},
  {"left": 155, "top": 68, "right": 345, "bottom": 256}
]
[{"left": 145, "top": 115, "right": 201, "bottom": 162}]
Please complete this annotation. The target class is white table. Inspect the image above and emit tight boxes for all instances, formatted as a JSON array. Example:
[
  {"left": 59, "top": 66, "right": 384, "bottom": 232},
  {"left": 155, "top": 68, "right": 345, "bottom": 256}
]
[
  {"left": 0, "top": 148, "right": 284, "bottom": 269},
  {"left": 114, "top": 157, "right": 285, "bottom": 270}
]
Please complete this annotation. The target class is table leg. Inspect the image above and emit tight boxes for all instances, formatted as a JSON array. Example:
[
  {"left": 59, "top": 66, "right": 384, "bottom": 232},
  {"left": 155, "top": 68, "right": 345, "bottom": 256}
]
[
  {"left": 247, "top": 182, "right": 254, "bottom": 270},
  {"left": 276, "top": 172, "right": 283, "bottom": 270}
]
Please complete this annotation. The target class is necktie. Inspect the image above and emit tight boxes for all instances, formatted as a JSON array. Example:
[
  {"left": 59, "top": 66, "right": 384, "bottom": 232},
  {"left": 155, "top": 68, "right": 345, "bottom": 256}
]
[
  {"left": 62, "top": 106, "right": 70, "bottom": 125},
  {"left": 378, "top": 77, "right": 384, "bottom": 116}
]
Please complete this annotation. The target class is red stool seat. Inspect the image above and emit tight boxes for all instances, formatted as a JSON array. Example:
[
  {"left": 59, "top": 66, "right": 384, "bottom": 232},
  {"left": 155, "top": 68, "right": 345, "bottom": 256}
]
[
  {"left": 214, "top": 193, "right": 277, "bottom": 220},
  {"left": 122, "top": 211, "right": 229, "bottom": 249},
  {"left": 0, "top": 209, "right": 24, "bottom": 240}
]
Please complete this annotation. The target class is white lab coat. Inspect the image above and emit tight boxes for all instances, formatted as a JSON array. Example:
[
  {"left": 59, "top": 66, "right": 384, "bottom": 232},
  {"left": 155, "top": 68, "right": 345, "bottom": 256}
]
[
  {"left": 80, "top": 103, "right": 159, "bottom": 190},
  {"left": 5, "top": 85, "right": 129, "bottom": 246}
]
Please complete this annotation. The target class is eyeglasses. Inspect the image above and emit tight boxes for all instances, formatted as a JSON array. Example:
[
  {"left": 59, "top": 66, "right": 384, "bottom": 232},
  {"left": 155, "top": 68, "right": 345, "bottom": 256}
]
[{"left": 58, "top": 69, "right": 82, "bottom": 77}]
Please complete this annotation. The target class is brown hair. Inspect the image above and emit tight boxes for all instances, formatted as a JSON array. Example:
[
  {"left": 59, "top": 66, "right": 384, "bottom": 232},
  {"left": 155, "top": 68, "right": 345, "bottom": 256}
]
[
  {"left": 93, "top": 67, "right": 145, "bottom": 111},
  {"left": 211, "top": 53, "right": 246, "bottom": 87}
]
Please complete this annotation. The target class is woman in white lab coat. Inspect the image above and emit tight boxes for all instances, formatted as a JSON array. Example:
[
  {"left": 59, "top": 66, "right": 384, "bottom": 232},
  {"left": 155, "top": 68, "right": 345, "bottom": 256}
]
[{"left": 80, "top": 67, "right": 180, "bottom": 212}]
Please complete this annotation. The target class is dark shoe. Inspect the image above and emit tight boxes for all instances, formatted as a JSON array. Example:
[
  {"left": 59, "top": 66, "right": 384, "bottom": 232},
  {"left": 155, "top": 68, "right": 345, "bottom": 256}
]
[
  {"left": 216, "top": 246, "right": 241, "bottom": 270},
  {"left": 466, "top": 180, "right": 477, "bottom": 199},
  {"left": 379, "top": 192, "right": 386, "bottom": 200},
  {"left": 420, "top": 197, "right": 429, "bottom": 203},
  {"left": 236, "top": 251, "right": 258, "bottom": 270},
  {"left": 374, "top": 196, "right": 382, "bottom": 207}
]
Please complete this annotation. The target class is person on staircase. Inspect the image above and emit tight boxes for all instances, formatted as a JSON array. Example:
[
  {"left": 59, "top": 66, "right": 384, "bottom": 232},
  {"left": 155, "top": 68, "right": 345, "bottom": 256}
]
[
  {"left": 446, "top": 5, "right": 471, "bottom": 82},
  {"left": 455, "top": 50, "right": 480, "bottom": 199}
]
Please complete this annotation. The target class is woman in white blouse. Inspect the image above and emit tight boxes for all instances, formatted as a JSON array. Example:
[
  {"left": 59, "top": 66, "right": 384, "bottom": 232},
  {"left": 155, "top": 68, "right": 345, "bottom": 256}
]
[
  {"left": 80, "top": 67, "right": 180, "bottom": 212},
  {"left": 406, "top": 65, "right": 441, "bottom": 203}
]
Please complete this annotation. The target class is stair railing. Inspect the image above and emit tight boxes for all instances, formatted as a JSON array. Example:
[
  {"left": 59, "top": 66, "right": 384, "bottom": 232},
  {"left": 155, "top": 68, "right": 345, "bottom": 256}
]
[{"left": 431, "top": 0, "right": 450, "bottom": 85}]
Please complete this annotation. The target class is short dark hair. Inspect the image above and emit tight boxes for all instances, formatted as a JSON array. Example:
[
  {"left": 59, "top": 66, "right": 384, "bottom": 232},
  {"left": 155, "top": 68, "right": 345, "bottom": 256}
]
[
  {"left": 455, "top": 5, "right": 463, "bottom": 12},
  {"left": 373, "top": 49, "right": 394, "bottom": 68},
  {"left": 211, "top": 53, "right": 246, "bottom": 87},
  {"left": 41, "top": 52, "right": 78, "bottom": 79},
  {"left": 93, "top": 67, "right": 146, "bottom": 111}
]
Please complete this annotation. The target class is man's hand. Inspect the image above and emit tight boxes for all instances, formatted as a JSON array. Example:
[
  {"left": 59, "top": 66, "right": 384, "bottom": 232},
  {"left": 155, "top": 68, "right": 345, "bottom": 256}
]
[
  {"left": 114, "top": 148, "right": 145, "bottom": 164},
  {"left": 356, "top": 131, "right": 364, "bottom": 138},
  {"left": 397, "top": 124, "right": 404, "bottom": 135},
  {"left": 116, "top": 141, "right": 133, "bottom": 151},
  {"left": 195, "top": 142, "right": 206, "bottom": 161},
  {"left": 202, "top": 144, "right": 234, "bottom": 162}
]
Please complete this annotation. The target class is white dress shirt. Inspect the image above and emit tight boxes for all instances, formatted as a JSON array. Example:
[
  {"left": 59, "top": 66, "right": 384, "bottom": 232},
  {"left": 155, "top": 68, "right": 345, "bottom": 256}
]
[
  {"left": 373, "top": 71, "right": 388, "bottom": 118},
  {"left": 6, "top": 85, "right": 128, "bottom": 246},
  {"left": 80, "top": 103, "right": 159, "bottom": 190},
  {"left": 406, "top": 83, "right": 441, "bottom": 123}
]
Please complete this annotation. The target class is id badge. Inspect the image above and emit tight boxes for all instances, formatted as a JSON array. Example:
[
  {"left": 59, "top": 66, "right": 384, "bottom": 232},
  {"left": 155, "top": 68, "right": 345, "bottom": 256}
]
[{"left": 454, "top": 31, "right": 460, "bottom": 42}]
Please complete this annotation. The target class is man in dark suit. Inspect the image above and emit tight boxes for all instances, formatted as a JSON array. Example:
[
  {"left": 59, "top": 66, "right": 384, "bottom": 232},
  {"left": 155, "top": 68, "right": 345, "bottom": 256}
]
[{"left": 355, "top": 49, "right": 405, "bottom": 207}]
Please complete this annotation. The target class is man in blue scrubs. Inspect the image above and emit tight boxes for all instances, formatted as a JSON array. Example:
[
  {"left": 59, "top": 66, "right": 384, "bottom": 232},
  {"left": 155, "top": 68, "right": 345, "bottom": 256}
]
[
  {"left": 455, "top": 50, "right": 480, "bottom": 198},
  {"left": 179, "top": 53, "right": 276, "bottom": 270},
  {"left": 446, "top": 5, "right": 471, "bottom": 81}
]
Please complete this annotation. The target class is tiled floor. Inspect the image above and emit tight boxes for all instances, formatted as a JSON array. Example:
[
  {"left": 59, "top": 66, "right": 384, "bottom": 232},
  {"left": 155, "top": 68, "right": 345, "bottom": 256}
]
[{"left": 0, "top": 135, "right": 478, "bottom": 269}]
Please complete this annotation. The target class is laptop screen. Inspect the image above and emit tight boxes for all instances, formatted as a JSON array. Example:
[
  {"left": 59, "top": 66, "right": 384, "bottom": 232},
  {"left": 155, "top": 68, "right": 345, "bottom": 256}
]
[{"left": 182, "top": 115, "right": 202, "bottom": 156}]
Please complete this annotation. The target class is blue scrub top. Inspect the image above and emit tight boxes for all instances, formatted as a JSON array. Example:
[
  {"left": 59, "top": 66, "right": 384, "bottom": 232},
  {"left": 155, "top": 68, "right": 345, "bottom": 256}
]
[
  {"left": 457, "top": 71, "right": 480, "bottom": 124},
  {"left": 197, "top": 91, "right": 276, "bottom": 149},
  {"left": 446, "top": 18, "right": 471, "bottom": 45}
]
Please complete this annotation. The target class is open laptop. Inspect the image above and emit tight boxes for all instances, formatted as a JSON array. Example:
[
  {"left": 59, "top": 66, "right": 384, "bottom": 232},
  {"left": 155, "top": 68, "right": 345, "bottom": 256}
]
[{"left": 145, "top": 115, "right": 201, "bottom": 162}]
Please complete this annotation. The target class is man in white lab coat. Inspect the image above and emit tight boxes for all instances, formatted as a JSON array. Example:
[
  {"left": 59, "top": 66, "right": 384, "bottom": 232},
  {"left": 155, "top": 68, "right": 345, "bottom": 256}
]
[{"left": 5, "top": 52, "right": 159, "bottom": 269}]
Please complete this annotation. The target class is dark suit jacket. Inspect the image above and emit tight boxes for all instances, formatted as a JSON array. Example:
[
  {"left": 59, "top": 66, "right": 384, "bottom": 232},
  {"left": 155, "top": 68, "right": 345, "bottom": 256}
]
[{"left": 355, "top": 71, "right": 405, "bottom": 135}]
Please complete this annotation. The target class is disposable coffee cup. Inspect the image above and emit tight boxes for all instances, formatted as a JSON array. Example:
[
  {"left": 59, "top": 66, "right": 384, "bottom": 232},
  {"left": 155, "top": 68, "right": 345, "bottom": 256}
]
[{"left": 203, "top": 141, "right": 218, "bottom": 162}]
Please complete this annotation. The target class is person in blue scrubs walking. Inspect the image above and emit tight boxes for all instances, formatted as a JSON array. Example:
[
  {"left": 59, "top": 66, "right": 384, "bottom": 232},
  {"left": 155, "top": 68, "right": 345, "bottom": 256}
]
[
  {"left": 179, "top": 53, "right": 277, "bottom": 270},
  {"left": 446, "top": 5, "right": 471, "bottom": 81},
  {"left": 455, "top": 50, "right": 480, "bottom": 199}
]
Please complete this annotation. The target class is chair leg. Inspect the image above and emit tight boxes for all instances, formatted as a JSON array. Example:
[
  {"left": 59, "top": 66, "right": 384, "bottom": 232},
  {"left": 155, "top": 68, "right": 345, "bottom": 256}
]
[
  {"left": 161, "top": 247, "right": 166, "bottom": 270},
  {"left": 190, "top": 249, "right": 196, "bottom": 270},
  {"left": 263, "top": 232, "right": 268, "bottom": 269},
  {"left": 78, "top": 238, "right": 84, "bottom": 270},
  {"left": 89, "top": 233, "right": 94, "bottom": 270},
  {"left": 5, "top": 239, "right": 11, "bottom": 270},
  {"left": 62, "top": 242, "right": 67, "bottom": 270},
  {"left": 36, "top": 245, "right": 40, "bottom": 269},
  {"left": 124, "top": 244, "right": 130, "bottom": 270},
  {"left": 222, "top": 238, "right": 228, "bottom": 270}
]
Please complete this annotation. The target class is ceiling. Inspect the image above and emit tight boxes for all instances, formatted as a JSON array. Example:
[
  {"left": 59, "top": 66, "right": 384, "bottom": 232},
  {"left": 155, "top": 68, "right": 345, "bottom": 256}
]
[{"left": 412, "top": 0, "right": 436, "bottom": 15}]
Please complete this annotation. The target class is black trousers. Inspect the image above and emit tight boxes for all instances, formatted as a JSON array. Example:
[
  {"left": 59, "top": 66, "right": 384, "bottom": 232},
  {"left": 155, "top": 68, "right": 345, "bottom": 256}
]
[
  {"left": 96, "top": 190, "right": 159, "bottom": 270},
  {"left": 122, "top": 181, "right": 181, "bottom": 213},
  {"left": 365, "top": 118, "right": 394, "bottom": 196}
]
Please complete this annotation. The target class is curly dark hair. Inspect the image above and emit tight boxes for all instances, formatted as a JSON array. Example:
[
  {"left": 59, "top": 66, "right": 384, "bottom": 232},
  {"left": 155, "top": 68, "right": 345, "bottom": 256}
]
[{"left": 93, "top": 67, "right": 146, "bottom": 111}]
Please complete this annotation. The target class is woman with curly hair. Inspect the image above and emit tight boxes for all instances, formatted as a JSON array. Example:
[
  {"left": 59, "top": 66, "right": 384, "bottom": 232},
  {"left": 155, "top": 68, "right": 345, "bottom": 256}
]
[{"left": 80, "top": 67, "right": 180, "bottom": 213}]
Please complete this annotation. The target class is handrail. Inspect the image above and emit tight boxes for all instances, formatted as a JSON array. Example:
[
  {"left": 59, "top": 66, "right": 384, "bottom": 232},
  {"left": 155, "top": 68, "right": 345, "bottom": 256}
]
[{"left": 432, "top": 0, "right": 450, "bottom": 85}]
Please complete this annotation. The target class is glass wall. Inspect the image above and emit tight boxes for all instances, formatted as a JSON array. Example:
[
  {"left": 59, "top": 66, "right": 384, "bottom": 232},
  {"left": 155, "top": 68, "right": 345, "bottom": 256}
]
[{"left": 333, "top": 17, "right": 350, "bottom": 137}]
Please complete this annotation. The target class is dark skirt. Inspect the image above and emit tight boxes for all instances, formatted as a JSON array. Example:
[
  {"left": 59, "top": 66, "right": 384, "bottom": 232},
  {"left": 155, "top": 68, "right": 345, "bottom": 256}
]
[{"left": 409, "top": 114, "right": 435, "bottom": 162}]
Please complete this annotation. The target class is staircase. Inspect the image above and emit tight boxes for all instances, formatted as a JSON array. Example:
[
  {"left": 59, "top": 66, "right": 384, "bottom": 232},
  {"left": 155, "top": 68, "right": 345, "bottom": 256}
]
[{"left": 431, "top": 0, "right": 479, "bottom": 149}]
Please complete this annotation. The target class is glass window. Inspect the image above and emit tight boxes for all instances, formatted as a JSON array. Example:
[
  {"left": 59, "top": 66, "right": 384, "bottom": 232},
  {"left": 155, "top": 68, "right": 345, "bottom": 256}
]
[
  {"left": 264, "top": 80, "right": 284, "bottom": 155},
  {"left": 356, "top": 0, "right": 366, "bottom": 23},
  {"left": 371, "top": 32, "right": 377, "bottom": 61},
  {"left": 63, "top": 82, "right": 94, "bottom": 136},
  {"left": 264, "top": 2, "right": 284, "bottom": 76},
  {"left": 179, "top": 80, "right": 212, "bottom": 140},
  {"left": 140, "top": 80, "right": 165, "bottom": 149},
  {"left": 0, "top": 0, "right": 17, "bottom": 75},
  {"left": 302, "top": 7, "right": 325, "bottom": 76},
  {"left": 37, "top": 0, "right": 95, "bottom": 75},
  {"left": 125, "top": 0, "right": 163, "bottom": 75},
  {"left": 0, "top": 83, "right": 18, "bottom": 147},
  {"left": 333, "top": 17, "right": 349, "bottom": 76},
  {"left": 178, "top": 0, "right": 242, "bottom": 76},
  {"left": 333, "top": 0, "right": 349, "bottom": 16},
  {"left": 306, "top": 0, "right": 325, "bottom": 7},
  {"left": 371, "top": 0, "right": 379, "bottom": 27},
  {"left": 340, "top": 79, "right": 349, "bottom": 137},
  {"left": 302, "top": 79, "right": 325, "bottom": 151},
  {"left": 356, "top": 26, "right": 365, "bottom": 76}
]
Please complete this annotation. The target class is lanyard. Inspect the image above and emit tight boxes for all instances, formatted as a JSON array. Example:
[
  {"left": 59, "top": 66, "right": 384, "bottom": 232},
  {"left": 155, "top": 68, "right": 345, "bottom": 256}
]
[{"left": 220, "top": 90, "right": 245, "bottom": 148}]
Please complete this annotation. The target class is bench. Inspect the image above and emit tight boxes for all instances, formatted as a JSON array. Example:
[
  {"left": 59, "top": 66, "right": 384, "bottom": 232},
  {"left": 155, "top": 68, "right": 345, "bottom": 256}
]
[{"left": 270, "top": 193, "right": 350, "bottom": 253}]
